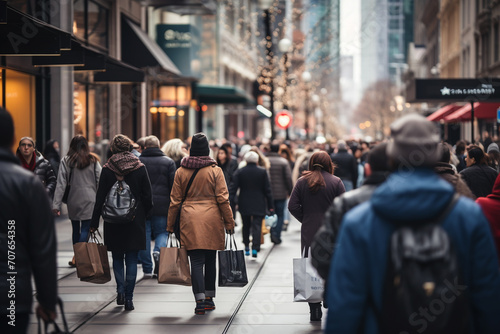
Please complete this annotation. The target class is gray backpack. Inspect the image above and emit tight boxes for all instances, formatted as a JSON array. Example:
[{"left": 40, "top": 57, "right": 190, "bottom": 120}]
[{"left": 102, "top": 174, "right": 137, "bottom": 224}]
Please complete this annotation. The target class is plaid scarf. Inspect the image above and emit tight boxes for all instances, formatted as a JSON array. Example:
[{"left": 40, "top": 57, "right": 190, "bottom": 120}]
[
  {"left": 104, "top": 151, "right": 143, "bottom": 176},
  {"left": 181, "top": 156, "right": 217, "bottom": 169}
]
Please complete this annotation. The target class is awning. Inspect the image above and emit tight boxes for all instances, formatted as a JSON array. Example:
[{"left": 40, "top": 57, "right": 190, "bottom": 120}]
[
  {"left": 444, "top": 102, "right": 500, "bottom": 122},
  {"left": 196, "top": 84, "right": 256, "bottom": 105},
  {"left": 122, "top": 18, "right": 181, "bottom": 76},
  {"left": 32, "top": 40, "right": 85, "bottom": 67},
  {"left": 74, "top": 44, "right": 107, "bottom": 71},
  {"left": 94, "top": 57, "right": 145, "bottom": 83},
  {"left": 146, "top": 0, "right": 217, "bottom": 15},
  {"left": 0, "top": 5, "right": 71, "bottom": 55},
  {"left": 426, "top": 104, "right": 461, "bottom": 121}
]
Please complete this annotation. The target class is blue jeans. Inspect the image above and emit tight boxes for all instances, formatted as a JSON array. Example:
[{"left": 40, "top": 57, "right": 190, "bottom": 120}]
[
  {"left": 271, "top": 199, "right": 286, "bottom": 242},
  {"left": 341, "top": 179, "right": 353, "bottom": 192},
  {"left": 71, "top": 219, "right": 91, "bottom": 244},
  {"left": 112, "top": 251, "right": 138, "bottom": 300},
  {"left": 138, "top": 216, "right": 168, "bottom": 274}
]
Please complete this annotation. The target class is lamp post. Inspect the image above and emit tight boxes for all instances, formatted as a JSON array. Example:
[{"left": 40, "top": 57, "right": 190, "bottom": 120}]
[
  {"left": 258, "top": 0, "right": 275, "bottom": 140},
  {"left": 302, "top": 70, "right": 312, "bottom": 139},
  {"left": 279, "top": 38, "right": 292, "bottom": 139}
]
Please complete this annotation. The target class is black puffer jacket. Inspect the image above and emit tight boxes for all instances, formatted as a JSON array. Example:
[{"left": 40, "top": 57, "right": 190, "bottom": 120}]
[
  {"left": 310, "top": 172, "right": 388, "bottom": 280},
  {"left": 139, "top": 147, "right": 176, "bottom": 217},
  {"left": 0, "top": 148, "right": 57, "bottom": 315},
  {"left": 460, "top": 164, "right": 498, "bottom": 198},
  {"left": 330, "top": 149, "right": 358, "bottom": 189},
  {"left": 34, "top": 152, "right": 57, "bottom": 199}
]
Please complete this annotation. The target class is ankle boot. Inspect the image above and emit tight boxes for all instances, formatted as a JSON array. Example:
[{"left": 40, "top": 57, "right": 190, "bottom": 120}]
[
  {"left": 309, "top": 302, "right": 322, "bottom": 321},
  {"left": 116, "top": 293, "right": 125, "bottom": 305},
  {"left": 205, "top": 297, "right": 215, "bottom": 310},
  {"left": 124, "top": 299, "right": 134, "bottom": 311}
]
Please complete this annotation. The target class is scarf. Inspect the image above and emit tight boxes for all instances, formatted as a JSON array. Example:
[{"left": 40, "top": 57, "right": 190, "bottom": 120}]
[
  {"left": 17, "top": 151, "right": 36, "bottom": 172},
  {"left": 104, "top": 151, "right": 143, "bottom": 176},
  {"left": 181, "top": 155, "right": 217, "bottom": 169}
]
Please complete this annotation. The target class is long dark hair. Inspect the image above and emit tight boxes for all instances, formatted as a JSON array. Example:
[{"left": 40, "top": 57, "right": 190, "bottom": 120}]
[
  {"left": 67, "top": 135, "right": 98, "bottom": 169},
  {"left": 216, "top": 146, "right": 230, "bottom": 166},
  {"left": 302, "top": 151, "right": 334, "bottom": 193},
  {"left": 467, "top": 145, "right": 488, "bottom": 166}
]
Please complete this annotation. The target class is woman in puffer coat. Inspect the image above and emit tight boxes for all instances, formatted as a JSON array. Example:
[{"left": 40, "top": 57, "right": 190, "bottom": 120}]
[{"left": 167, "top": 133, "right": 235, "bottom": 315}]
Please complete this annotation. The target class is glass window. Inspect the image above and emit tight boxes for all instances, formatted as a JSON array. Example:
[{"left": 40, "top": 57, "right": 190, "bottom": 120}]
[
  {"left": 389, "top": 19, "right": 400, "bottom": 30},
  {"left": 389, "top": 5, "right": 401, "bottom": 16},
  {"left": 73, "top": 0, "right": 85, "bottom": 40},
  {"left": 87, "top": 1, "right": 109, "bottom": 50}
]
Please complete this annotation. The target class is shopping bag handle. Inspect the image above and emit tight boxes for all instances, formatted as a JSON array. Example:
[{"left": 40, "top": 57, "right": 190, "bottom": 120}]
[
  {"left": 225, "top": 233, "right": 238, "bottom": 251},
  {"left": 167, "top": 233, "right": 181, "bottom": 248},
  {"left": 37, "top": 297, "right": 69, "bottom": 334},
  {"left": 86, "top": 230, "right": 103, "bottom": 244}
]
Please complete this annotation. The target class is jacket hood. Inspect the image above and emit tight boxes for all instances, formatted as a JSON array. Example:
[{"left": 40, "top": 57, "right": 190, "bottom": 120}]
[
  {"left": 487, "top": 174, "right": 500, "bottom": 200},
  {"left": 371, "top": 168, "right": 455, "bottom": 223}
]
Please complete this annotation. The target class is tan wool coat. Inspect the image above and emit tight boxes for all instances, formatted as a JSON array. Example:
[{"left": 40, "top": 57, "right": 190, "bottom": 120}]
[{"left": 167, "top": 164, "right": 235, "bottom": 251}]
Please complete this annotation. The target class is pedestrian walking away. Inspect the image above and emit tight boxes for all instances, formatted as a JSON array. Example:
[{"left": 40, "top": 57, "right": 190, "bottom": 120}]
[
  {"left": 0, "top": 107, "right": 58, "bottom": 334},
  {"left": 288, "top": 150, "right": 345, "bottom": 321},
  {"left": 90, "top": 134, "right": 153, "bottom": 312},
  {"left": 459, "top": 144, "right": 498, "bottom": 198},
  {"left": 52, "top": 135, "right": 102, "bottom": 267},
  {"left": 138, "top": 135, "right": 176, "bottom": 278},
  {"left": 167, "top": 132, "right": 235, "bottom": 315}
]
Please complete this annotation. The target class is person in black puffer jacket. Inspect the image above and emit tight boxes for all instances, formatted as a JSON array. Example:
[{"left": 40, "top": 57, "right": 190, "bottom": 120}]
[
  {"left": 16, "top": 137, "right": 57, "bottom": 199},
  {"left": 0, "top": 108, "right": 57, "bottom": 333},
  {"left": 460, "top": 145, "right": 498, "bottom": 198}
]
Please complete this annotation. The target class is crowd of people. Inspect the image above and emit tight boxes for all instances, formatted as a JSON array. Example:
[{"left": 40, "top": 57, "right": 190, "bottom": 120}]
[{"left": 1, "top": 103, "right": 500, "bottom": 332}]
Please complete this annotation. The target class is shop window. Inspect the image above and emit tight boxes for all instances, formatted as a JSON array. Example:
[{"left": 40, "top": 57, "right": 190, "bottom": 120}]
[
  {"left": 151, "top": 85, "right": 191, "bottom": 142},
  {"left": 73, "top": 0, "right": 109, "bottom": 51},
  {"left": 74, "top": 0, "right": 85, "bottom": 40}
]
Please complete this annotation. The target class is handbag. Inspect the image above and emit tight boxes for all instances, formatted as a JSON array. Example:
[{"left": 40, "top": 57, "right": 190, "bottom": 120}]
[
  {"left": 293, "top": 248, "right": 324, "bottom": 302},
  {"left": 218, "top": 234, "right": 248, "bottom": 287},
  {"left": 37, "top": 297, "right": 70, "bottom": 334},
  {"left": 173, "top": 168, "right": 200, "bottom": 242},
  {"left": 73, "top": 231, "right": 111, "bottom": 284},
  {"left": 61, "top": 164, "right": 73, "bottom": 204},
  {"left": 157, "top": 233, "right": 192, "bottom": 286}
]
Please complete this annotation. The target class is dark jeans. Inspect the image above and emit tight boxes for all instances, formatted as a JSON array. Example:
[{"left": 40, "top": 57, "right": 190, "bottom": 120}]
[
  {"left": 112, "top": 251, "right": 138, "bottom": 300},
  {"left": 0, "top": 312, "right": 29, "bottom": 334},
  {"left": 271, "top": 199, "right": 286, "bottom": 242},
  {"left": 241, "top": 215, "right": 264, "bottom": 251},
  {"left": 71, "top": 219, "right": 91, "bottom": 244},
  {"left": 187, "top": 249, "right": 216, "bottom": 301}
]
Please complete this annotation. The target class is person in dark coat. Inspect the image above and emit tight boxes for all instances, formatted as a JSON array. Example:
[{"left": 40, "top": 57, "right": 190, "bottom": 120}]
[
  {"left": 460, "top": 145, "right": 498, "bottom": 198},
  {"left": 90, "top": 134, "right": 153, "bottom": 311},
  {"left": 311, "top": 143, "right": 390, "bottom": 281},
  {"left": 216, "top": 144, "right": 238, "bottom": 186},
  {"left": 288, "top": 150, "right": 345, "bottom": 321},
  {"left": 476, "top": 173, "right": 500, "bottom": 266},
  {"left": 138, "top": 135, "right": 176, "bottom": 277},
  {"left": 229, "top": 151, "right": 274, "bottom": 257},
  {"left": 16, "top": 137, "right": 57, "bottom": 199},
  {"left": 43, "top": 139, "right": 61, "bottom": 175},
  {"left": 0, "top": 108, "right": 58, "bottom": 334},
  {"left": 433, "top": 142, "right": 475, "bottom": 199},
  {"left": 330, "top": 140, "right": 358, "bottom": 191}
]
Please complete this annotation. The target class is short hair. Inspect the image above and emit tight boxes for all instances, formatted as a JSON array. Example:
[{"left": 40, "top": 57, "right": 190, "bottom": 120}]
[
  {"left": 438, "top": 143, "right": 451, "bottom": 163},
  {"left": 270, "top": 144, "right": 280, "bottom": 153},
  {"left": 367, "top": 143, "right": 389, "bottom": 172},
  {"left": 136, "top": 137, "right": 147, "bottom": 150},
  {"left": 0, "top": 107, "right": 14, "bottom": 149},
  {"left": 144, "top": 135, "right": 160, "bottom": 148}
]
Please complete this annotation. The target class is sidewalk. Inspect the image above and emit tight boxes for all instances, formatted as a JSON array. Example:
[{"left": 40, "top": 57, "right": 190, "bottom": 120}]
[{"left": 28, "top": 216, "right": 325, "bottom": 333}]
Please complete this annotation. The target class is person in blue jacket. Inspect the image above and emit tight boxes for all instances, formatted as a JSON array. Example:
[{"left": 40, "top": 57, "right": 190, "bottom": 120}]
[{"left": 325, "top": 114, "right": 500, "bottom": 334}]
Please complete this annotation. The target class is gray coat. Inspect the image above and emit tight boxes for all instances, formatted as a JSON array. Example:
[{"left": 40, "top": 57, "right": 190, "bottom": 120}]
[{"left": 53, "top": 156, "right": 101, "bottom": 220}]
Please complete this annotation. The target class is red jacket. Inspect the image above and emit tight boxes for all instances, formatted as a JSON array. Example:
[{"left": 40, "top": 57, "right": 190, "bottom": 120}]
[{"left": 476, "top": 173, "right": 500, "bottom": 265}]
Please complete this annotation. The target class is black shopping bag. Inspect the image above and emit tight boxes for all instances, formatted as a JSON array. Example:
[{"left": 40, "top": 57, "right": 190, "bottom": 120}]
[
  {"left": 218, "top": 234, "right": 248, "bottom": 287},
  {"left": 37, "top": 298, "right": 70, "bottom": 334}
]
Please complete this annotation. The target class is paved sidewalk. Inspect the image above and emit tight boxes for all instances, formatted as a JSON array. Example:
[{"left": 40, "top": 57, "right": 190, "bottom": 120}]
[{"left": 28, "top": 216, "right": 326, "bottom": 333}]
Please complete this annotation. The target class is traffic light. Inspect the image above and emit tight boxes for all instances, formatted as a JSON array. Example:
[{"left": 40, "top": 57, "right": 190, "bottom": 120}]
[{"left": 275, "top": 110, "right": 292, "bottom": 129}]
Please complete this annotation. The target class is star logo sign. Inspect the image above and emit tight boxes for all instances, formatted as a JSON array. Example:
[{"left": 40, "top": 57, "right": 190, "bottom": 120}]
[{"left": 440, "top": 86, "right": 451, "bottom": 95}]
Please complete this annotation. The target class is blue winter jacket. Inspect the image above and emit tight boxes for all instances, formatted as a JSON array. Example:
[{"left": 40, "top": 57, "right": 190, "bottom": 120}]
[{"left": 325, "top": 169, "right": 500, "bottom": 334}]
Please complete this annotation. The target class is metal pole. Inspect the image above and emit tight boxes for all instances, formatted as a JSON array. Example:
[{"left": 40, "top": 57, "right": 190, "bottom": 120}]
[
  {"left": 265, "top": 9, "right": 275, "bottom": 140},
  {"left": 471, "top": 101, "right": 474, "bottom": 143},
  {"left": 283, "top": 52, "right": 289, "bottom": 140}
]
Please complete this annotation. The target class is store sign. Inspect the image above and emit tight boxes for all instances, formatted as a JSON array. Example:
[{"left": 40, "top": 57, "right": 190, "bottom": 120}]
[
  {"left": 156, "top": 24, "right": 200, "bottom": 76},
  {"left": 408, "top": 79, "right": 500, "bottom": 102}
]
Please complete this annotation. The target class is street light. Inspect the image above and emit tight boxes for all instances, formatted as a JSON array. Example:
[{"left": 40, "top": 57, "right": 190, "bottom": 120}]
[
  {"left": 302, "top": 71, "right": 312, "bottom": 139},
  {"left": 279, "top": 38, "right": 292, "bottom": 139},
  {"left": 258, "top": 0, "right": 276, "bottom": 140}
]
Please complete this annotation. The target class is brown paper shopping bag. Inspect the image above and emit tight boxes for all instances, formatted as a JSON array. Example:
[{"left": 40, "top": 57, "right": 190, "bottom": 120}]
[
  {"left": 157, "top": 233, "right": 191, "bottom": 286},
  {"left": 73, "top": 231, "right": 110, "bottom": 284}
]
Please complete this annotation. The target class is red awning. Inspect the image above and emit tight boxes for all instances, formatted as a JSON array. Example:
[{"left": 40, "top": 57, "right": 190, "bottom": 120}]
[
  {"left": 427, "top": 104, "right": 461, "bottom": 121},
  {"left": 443, "top": 102, "right": 500, "bottom": 122}
]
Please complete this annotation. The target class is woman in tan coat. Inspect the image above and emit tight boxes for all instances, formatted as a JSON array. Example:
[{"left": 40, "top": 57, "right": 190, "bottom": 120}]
[{"left": 167, "top": 133, "right": 235, "bottom": 315}]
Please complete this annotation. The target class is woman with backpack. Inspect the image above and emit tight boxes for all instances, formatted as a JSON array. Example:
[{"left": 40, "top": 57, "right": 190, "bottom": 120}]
[
  {"left": 52, "top": 135, "right": 101, "bottom": 267},
  {"left": 288, "top": 151, "right": 345, "bottom": 321},
  {"left": 167, "top": 133, "right": 235, "bottom": 315},
  {"left": 90, "top": 134, "right": 153, "bottom": 311}
]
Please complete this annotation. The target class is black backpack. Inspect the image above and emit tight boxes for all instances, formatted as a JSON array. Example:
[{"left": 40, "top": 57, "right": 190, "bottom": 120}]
[
  {"left": 378, "top": 193, "right": 470, "bottom": 334},
  {"left": 102, "top": 174, "right": 137, "bottom": 224}
]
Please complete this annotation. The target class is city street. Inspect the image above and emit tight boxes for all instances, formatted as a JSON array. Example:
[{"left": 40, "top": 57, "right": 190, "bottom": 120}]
[{"left": 27, "top": 215, "right": 324, "bottom": 334}]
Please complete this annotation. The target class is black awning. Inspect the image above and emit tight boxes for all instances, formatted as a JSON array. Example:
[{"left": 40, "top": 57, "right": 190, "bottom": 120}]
[
  {"left": 32, "top": 40, "right": 85, "bottom": 67},
  {"left": 196, "top": 84, "right": 256, "bottom": 104},
  {"left": 94, "top": 57, "right": 145, "bottom": 83},
  {"left": 74, "top": 44, "right": 107, "bottom": 71},
  {"left": 122, "top": 18, "right": 181, "bottom": 76},
  {"left": 0, "top": 5, "right": 71, "bottom": 55},
  {"left": 1, "top": 1, "right": 6, "bottom": 23},
  {"left": 146, "top": 0, "right": 216, "bottom": 15}
]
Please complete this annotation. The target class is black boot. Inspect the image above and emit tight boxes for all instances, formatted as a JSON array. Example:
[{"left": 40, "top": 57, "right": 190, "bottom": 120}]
[
  {"left": 195, "top": 300, "right": 206, "bottom": 315},
  {"left": 116, "top": 293, "right": 125, "bottom": 306},
  {"left": 309, "top": 302, "right": 322, "bottom": 321},
  {"left": 124, "top": 299, "right": 134, "bottom": 311}
]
